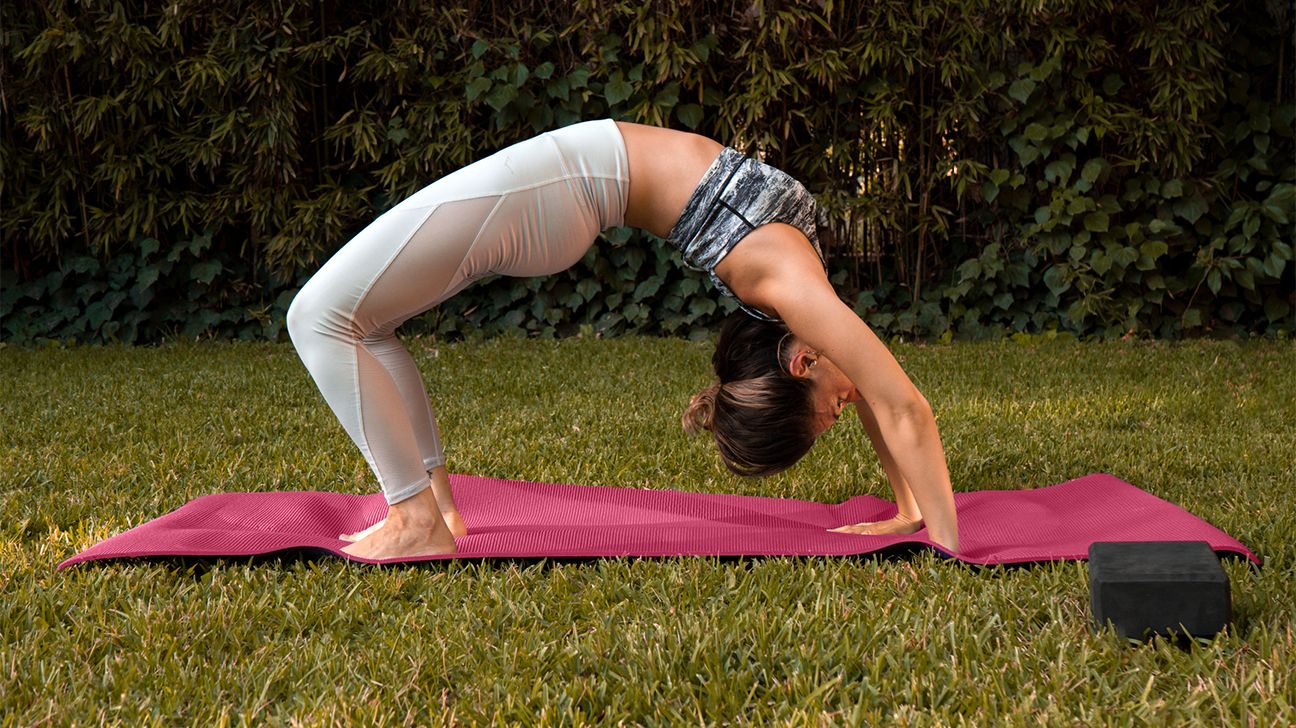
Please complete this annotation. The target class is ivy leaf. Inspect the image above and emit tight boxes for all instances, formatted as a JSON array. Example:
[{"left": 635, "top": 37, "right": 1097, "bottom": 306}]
[
  {"left": 1014, "top": 140, "right": 1039, "bottom": 166},
  {"left": 1139, "top": 240, "right": 1168, "bottom": 259},
  {"left": 1008, "top": 79, "right": 1036, "bottom": 103},
  {"left": 1044, "top": 157, "right": 1074, "bottom": 184},
  {"left": 1264, "top": 295, "right": 1292, "bottom": 321},
  {"left": 1081, "top": 159, "right": 1105, "bottom": 184},
  {"left": 86, "top": 302, "right": 112, "bottom": 329},
  {"left": 689, "top": 298, "right": 716, "bottom": 317},
  {"left": 500, "top": 309, "right": 524, "bottom": 328},
  {"left": 605, "top": 72, "right": 633, "bottom": 106},
  {"left": 1043, "top": 266, "right": 1070, "bottom": 295},
  {"left": 1171, "top": 196, "right": 1208, "bottom": 224},
  {"left": 1243, "top": 214, "right": 1261, "bottom": 239},
  {"left": 1039, "top": 232, "right": 1071, "bottom": 256},
  {"left": 675, "top": 104, "right": 703, "bottom": 129},
  {"left": 1206, "top": 267, "right": 1222, "bottom": 294},
  {"left": 654, "top": 83, "right": 679, "bottom": 108},
  {"left": 1263, "top": 252, "right": 1287, "bottom": 277},
  {"left": 465, "top": 77, "right": 492, "bottom": 102},
  {"left": 190, "top": 260, "right": 222, "bottom": 285},
  {"left": 690, "top": 40, "right": 712, "bottom": 63},
  {"left": 508, "top": 64, "right": 529, "bottom": 88},
  {"left": 568, "top": 68, "right": 591, "bottom": 88},
  {"left": 1112, "top": 246, "right": 1138, "bottom": 268},
  {"left": 1024, "top": 123, "right": 1049, "bottom": 142},
  {"left": 134, "top": 265, "right": 160, "bottom": 291},
  {"left": 66, "top": 256, "right": 99, "bottom": 274},
  {"left": 485, "top": 84, "right": 516, "bottom": 111},
  {"left": 1090, "top": 250, "right": 1112, "bottom": 275},
  {"left": 1084, "top": 212, "right": 1109, "bottom": 232},
  {"left": 1262, "top": 201, "right": 1290, "bottom": 224},
  {"left": 633, "top": 277, "right": 662, "bottom": 301},
  {"left": 576, "top": 279, "right": 601, "bottom": 302}
]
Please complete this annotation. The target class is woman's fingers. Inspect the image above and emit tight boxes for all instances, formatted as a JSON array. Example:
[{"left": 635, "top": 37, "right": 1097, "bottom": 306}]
[
  {"left": 828, "top": 522, "right": 880, "bottom": 534},
  {"left": 827, "top": 515, "right": 922, "bottom": 536}
]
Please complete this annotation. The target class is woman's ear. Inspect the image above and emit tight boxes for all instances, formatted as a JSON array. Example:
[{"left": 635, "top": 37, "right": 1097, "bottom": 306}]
[{"left": 786, "top": 347, "right": 816, "bottom": 379}]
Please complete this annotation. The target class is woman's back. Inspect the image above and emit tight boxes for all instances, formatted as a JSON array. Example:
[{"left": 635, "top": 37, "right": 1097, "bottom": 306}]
[{"left": 615, "top": 121, "right": 723, "bottom": 238}]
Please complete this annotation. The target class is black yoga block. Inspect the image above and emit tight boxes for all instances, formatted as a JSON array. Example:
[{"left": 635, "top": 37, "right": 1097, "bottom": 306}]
[{"left": 1088, "top": 541, "right": 1231, "bottom": 640}]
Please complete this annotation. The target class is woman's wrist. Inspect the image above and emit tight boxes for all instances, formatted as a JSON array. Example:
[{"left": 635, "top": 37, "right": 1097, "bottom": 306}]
[{"left": 895, "top": 510, "right": 923, "bottom": 527}]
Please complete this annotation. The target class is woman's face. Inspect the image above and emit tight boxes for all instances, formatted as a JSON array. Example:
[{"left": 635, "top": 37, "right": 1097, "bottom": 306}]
[{"left": 789, "top": 347, "right": 862, "bottom": 435}]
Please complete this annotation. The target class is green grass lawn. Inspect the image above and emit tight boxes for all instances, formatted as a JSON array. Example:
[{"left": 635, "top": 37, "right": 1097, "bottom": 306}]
[{"left": 2, "top": 337, "right": 1293, "bottom": 725}]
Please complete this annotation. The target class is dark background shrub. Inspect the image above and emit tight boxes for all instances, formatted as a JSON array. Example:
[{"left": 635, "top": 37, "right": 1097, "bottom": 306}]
[{"left": 2, "top": 0, "right": 1292, "bottom": 344}]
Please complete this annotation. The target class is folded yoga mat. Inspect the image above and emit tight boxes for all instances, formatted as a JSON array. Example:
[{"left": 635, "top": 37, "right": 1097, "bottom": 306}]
[{"left": 58, "top": 473, "right": 1258, "bottom": 568}]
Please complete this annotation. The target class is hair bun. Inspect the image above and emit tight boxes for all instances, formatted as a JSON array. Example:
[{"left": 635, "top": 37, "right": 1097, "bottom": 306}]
[{"left": 682, "top": 382, "right": 720, "bottom": 434}]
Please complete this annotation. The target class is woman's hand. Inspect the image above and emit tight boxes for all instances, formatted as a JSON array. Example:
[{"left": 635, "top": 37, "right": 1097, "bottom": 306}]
[{"left": 828, "top": 513, "right": 923, "bottom": 536}]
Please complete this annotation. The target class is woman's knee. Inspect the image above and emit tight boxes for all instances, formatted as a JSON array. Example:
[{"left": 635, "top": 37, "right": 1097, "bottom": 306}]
[
  {"left": 285, "top": 283, "right": 316, "bottom": 344},
  {"left": 286, "top": 277, "right": 349, "bottom": 347}
]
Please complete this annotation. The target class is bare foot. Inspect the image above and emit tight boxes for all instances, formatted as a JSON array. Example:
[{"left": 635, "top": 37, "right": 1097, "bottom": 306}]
[
  {"left": 342, "top": 512, "right": 463, "bottom": 541},
  {"left": 342, "top": 467, "right": 467, "bottom": 541},
  {"left": 340, "top": 518, "right": 456, "bottom": 560},
  {"left": 340, "top": 488, "right": 457, "bottom": 560}
]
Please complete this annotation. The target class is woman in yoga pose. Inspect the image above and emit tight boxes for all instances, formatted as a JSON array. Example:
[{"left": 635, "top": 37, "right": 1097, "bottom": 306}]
[{"left": 287, "top": 120, "right": 959, "bottom": 559}]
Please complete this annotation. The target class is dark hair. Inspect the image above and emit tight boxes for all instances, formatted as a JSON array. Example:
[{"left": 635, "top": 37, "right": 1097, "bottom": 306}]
[{"left": 681, "top": 312, "right": 817, "bottom": 476}]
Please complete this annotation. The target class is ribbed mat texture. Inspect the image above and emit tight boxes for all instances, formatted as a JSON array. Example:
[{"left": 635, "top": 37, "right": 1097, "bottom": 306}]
[{"left": 58, "top": 473, "right": 1258, "bottom": 568}]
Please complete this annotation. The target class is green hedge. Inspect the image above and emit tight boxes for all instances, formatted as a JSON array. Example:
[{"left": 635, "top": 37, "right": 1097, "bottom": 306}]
[{"left": 2, "top": 0, "right": 1292, "bottom": 343}]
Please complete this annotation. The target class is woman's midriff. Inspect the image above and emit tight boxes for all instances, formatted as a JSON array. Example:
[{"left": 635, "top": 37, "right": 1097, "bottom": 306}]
[{"left": 615, "top": 121, "right": 724, "bottom": 239}]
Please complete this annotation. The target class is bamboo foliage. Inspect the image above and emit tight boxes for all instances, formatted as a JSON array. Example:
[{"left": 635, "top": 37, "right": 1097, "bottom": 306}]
[{"left": 1, "top": 0, "right": 1291, "bottom": 343}]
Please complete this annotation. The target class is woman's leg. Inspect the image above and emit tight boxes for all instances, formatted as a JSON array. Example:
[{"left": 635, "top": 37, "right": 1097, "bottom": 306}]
[
  {"left": 288, "top": 197, "right": 501, "bottom": 555},
  {"left": 339, "top": 466, "right": 462, "bottom": 543},
  {"left": 288, "top": 120, "right": 628, "bottom": 559}
]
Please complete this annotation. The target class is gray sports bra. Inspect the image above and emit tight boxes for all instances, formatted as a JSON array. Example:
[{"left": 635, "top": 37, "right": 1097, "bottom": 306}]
[{"left": 664, "top": 148, "right": 824, "bottom": 321}]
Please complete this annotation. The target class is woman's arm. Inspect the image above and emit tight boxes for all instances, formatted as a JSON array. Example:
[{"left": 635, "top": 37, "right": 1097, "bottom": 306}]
[
  {"left": 715, "top": 225, "right": 960, "bottom": 552},
  {"left": 830, "top": 398, "right": 925, "bottom": 534}
]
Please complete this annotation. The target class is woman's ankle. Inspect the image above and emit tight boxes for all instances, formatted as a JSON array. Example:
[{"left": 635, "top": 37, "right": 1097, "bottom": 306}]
[{"left": 386, "top": 487, "right": 447, "bottom": 529}]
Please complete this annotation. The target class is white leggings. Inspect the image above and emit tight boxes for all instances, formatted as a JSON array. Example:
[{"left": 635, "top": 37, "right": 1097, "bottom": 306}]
[{"left": 287, "top": 120, "right": 629, "bottom": 504}]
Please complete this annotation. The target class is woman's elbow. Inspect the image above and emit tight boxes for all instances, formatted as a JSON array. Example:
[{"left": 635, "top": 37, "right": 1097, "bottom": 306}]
[
  {"left": 881, "top": 389, "right": 934, "bottom": 431},
  {"left": 911, "top": 389, "right": 933, "bottom": 420}
]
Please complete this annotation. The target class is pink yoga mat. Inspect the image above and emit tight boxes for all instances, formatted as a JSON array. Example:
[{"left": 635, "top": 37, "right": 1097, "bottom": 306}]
[{"left": 58, "top": 473, "right": 1258, "bottom": 568}]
